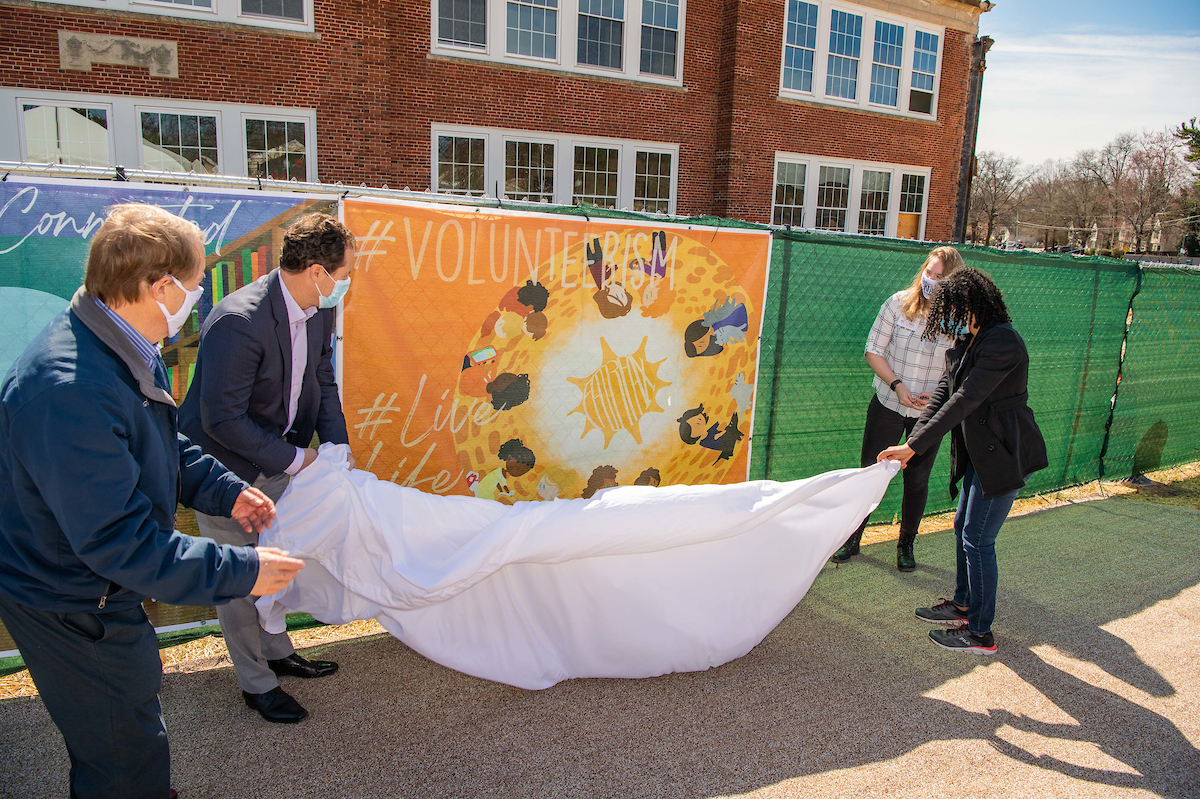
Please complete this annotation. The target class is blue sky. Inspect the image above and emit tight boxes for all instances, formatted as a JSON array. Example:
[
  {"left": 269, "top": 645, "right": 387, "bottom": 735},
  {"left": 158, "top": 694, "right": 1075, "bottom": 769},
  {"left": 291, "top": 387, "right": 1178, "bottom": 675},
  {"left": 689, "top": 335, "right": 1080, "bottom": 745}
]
[{"left": 975, "top": 0, "right": 1200, "bottom": 165}]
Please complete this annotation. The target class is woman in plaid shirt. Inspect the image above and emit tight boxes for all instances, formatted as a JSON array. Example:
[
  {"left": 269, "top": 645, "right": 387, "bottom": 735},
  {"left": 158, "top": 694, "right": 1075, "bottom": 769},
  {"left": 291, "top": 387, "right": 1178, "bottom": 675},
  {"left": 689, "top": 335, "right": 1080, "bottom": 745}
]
[{"left": 832, "top": 246, "right": 964, "bottom": 571}]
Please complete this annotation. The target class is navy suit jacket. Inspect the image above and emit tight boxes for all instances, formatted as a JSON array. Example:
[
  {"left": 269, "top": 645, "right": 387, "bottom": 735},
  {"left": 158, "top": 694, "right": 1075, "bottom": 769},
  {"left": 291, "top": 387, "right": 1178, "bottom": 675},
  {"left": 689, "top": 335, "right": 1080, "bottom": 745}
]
[{"left": 179, "top": 270, "right": 350, "bottom": 483}]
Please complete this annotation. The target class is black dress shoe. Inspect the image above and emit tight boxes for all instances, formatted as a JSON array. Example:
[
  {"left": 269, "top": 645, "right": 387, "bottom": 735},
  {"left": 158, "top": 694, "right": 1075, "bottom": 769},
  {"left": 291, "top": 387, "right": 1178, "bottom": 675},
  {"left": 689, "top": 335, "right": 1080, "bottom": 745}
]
[
  {"left": 242, "top": 687, "right": 308, "bottom": 723},
  {"left": 268, "top": 652, "right": 339, "bottom": 679}
]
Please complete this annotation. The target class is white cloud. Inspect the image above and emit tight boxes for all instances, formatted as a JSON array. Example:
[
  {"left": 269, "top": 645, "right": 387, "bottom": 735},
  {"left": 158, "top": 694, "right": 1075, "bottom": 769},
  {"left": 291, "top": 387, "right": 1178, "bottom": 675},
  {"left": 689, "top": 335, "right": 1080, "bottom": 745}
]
[{"left": 976, "top": 33, "right": 1200, "bottom": 164}]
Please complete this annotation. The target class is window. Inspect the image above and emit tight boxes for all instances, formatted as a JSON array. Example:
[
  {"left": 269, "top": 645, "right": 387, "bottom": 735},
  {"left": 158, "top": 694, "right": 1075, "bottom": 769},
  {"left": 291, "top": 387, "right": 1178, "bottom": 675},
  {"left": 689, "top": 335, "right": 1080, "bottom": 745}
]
[
  {"left": 640, "top": 0, "right": 679, "bottom": 77},
  {"left": 815, "top": 165, "right": 851, "bottom": 230},
  {"left": 507, "top": 0, "right": 558, "bottom": 59},
  {"left": 857, "top": 169, "right": 890, "bottom": 235},
  {"left": 772, "top": 153, "right": 928, "bottom": 238},
  {"left": 782, "top": 1, "right": 818, "bottom": 93},
  {"left": 897, "top": 172, "right": 925, "bottom": 239},
  {"left": 574, "top": 146, "right": 620, "bottom": 208},
  {"left": 825, "top": 9, "right": 862, "bottom": 100},
  {"left": 6, "top": 91, "right": 317, "bottom": 179},
  {"left": 245, "top": 118, "right": 306, "bottom": 181},
  {"left": 431, "top": 0, "right": 685, "bottom": 85},
  {"left": 869, "top": 21, "right": 903, "bottom": 107},
  {"left": 36, "top": 0, "right": 312, "bottom": 30},
  {"left": 505, "top": 140, "right": 555, "bottom": 201},
  {"left": 772, "top": 161, "right": 806, "bottom": 226},
  {"left": 439, "top": 0, "right": 487, "bottom": 48},
  {"left": 241, "top": 0, "right": 302, "bottom": 20},
  {"left": 432, "top": 125, "right": 677, "bottom": 212},
  {"left": 778, "top": 1, "right": 943, "bottom": 120},
  {"left": 20, "top": 104, "right": 111, "bottom": 166},
  {"left": 140, "top": 111, "right": 219, "bottom": 173},
  {"left": 438, "top": 135, "right": 487, "bottom": 195},
  {"left": 578, "top": 0, "right": 623, "bottom": 69},
  {"left": 909, "top": 30, "right": 938, "bottom": 114},
  {"left": 633, "top": 151, "right": 671, "bottom": 213}
]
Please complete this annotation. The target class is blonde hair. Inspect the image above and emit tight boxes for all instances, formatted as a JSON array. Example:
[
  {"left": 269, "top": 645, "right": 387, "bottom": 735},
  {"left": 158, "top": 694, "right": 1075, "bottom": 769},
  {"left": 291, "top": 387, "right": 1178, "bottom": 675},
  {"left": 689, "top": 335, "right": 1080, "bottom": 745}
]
[
  {"left": 900, "top": 245, "right": 964, "bottom": 320},
  {"left": 85, "top": 203, "right": 204, "bottom": 305}
]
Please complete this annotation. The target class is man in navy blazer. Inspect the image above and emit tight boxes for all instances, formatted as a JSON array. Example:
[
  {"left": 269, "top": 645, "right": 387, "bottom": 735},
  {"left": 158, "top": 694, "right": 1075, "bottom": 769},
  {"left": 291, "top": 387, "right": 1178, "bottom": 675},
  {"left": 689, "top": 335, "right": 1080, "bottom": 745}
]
[{"left": 179, "top": 212, "right": 355, "bottom": 723}]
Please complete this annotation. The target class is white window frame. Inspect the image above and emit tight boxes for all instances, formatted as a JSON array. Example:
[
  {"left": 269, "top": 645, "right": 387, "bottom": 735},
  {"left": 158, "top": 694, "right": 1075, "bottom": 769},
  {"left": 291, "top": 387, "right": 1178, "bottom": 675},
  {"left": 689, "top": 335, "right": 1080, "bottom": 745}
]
[
  {"left": 431, "top": 124, "right": 678, "bottom": 214},
  {"left": 135, "top": 105, "right": 224, "bottom": 174},
  {"left": 772, "top": 152, "right": 929, "bottom": 239},
  {"left": 240, "top": 111, "right": 314, "bottom": 182},
  {"left": 502, "top": 134, "right": 559, "bottom": 202},
  {"left": 430, "top": 0, "right": 686, "bottom": 87},
  {"left": 35, "top": 0, "right": 314, "bottom": 32},
  {"left": 15, "top": 98, "right": 117, "bottom": 168},
  {"left": 777, "top": 0, "right": 942, "bottom": 121},
  {"left": 0, "top": 89, "right": 318, "bottom": 181}
]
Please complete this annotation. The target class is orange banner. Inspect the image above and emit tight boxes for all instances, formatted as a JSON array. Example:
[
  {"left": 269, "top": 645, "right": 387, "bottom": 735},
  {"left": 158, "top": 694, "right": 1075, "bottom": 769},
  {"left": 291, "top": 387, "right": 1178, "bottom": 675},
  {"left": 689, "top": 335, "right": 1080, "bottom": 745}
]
[{"left": 341, "top": 199, "right": 771, "bottom": 502}]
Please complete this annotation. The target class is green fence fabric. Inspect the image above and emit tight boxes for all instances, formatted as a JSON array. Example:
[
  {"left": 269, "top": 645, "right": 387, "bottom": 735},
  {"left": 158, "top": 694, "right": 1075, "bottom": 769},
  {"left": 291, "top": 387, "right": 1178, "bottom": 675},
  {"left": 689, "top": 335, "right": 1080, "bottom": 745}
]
[
  {"left": 1102, "top": 266, "right": 1200, "bottom": 478},
  {"left": 749, "top": 231, "right": 1137, "bottom": 520}
]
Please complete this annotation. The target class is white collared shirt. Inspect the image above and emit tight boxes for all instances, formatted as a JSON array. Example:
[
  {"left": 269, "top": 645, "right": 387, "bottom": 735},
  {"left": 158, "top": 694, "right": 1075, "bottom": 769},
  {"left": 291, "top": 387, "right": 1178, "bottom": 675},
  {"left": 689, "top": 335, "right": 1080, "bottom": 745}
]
[
  {"left": 864, "top": 290, "right": 953, "bottom": 418},
  {"left": 278, "top": 275, "right": 317, "bottom": 475}
]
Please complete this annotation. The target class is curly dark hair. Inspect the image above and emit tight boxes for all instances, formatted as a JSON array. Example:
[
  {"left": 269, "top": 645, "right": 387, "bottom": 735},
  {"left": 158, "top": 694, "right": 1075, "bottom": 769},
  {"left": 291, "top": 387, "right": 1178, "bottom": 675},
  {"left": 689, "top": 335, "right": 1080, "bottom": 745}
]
[
  {"left": 922, "top": 266, "right": 1010, "bottom": 341},
  {"left": 581, "top": 465, "right": 619, "bottom": 499},
  {"left": 279, "top": 213, "right": 356, "bottom": 274},
  {"left": 487, "top": 373, "right": 531, "bottom": 411},
  {"left": 497, "top": 438, "right": 536, "bottom": 469},
  {"left": 515, "top": 280, "right": 550, "bottom": 312}
]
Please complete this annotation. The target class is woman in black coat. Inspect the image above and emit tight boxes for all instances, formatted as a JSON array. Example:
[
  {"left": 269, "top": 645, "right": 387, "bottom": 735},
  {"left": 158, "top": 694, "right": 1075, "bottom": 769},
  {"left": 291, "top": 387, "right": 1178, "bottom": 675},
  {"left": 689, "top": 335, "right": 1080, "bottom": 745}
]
[{"left": 878, "top": 267, "right": 1047, "bottom": 655}]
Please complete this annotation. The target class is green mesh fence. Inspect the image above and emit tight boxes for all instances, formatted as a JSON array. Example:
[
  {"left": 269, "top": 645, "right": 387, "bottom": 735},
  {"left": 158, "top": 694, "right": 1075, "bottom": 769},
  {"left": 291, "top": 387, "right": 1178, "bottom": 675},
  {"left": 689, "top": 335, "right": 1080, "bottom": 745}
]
[
  {"left": 1101, "top": 266, "right": 1200, "bottom": 479},
  {"left": 749, "top": 231, "right": 1138, "bottom": 520}
]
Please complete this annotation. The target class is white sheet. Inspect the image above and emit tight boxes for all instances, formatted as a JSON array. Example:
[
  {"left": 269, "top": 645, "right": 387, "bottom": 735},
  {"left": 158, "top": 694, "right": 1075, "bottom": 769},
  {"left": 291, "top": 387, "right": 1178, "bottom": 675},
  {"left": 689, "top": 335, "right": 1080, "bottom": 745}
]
[{"left": 256, "top": 444, "right": 900, "bottom": 690}]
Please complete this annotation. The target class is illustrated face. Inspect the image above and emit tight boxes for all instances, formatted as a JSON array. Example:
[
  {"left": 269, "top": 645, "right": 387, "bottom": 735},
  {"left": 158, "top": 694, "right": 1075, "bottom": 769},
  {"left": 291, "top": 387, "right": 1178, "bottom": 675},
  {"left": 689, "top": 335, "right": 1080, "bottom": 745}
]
[
  {"left": 692, "top": 328, "right": 713, "bottom": 352},
  {"left": 600, "top": 476, "right": 618, "bottom": 490},
  {"left": 643, "top": 280, "right": 659, "bottom": 306},
  {"left": 537, "top": 475, "right": 559, "bottom": 501},
  {"left": 686, "top": 413, "right": 708, "bottom": 440},
  {"left": 506, "top": 459, "right": 533, "bottom": 478}
]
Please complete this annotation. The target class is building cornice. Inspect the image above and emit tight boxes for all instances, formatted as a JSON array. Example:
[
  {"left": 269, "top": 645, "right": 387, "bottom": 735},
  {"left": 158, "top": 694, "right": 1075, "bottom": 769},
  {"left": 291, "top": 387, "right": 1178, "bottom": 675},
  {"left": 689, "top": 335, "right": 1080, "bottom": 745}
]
[{"left": 847, "top": 0, "right": 991, "bottom": 35}]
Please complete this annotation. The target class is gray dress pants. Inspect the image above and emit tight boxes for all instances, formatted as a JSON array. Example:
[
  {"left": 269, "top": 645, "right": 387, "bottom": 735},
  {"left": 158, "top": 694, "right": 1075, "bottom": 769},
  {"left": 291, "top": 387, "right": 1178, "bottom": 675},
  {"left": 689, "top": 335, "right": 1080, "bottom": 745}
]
[{"left": 194, "top": 472, "right": 294, "bottom": 694}]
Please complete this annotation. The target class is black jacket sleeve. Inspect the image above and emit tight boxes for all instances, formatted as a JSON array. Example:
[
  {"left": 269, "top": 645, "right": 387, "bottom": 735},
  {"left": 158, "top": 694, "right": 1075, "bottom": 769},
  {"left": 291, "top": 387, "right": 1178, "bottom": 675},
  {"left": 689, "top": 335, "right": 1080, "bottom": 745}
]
[{"left": 907, "top": 332, "right": 1023, "bottom": 456}]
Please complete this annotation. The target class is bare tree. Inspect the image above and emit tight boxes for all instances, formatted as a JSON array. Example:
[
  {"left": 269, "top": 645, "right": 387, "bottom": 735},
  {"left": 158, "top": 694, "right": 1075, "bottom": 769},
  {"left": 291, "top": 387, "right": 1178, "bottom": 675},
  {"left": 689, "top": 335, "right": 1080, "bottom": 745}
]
[
  {"left": 969, "top": 151, "right": 1025, "bottom": 246},
  {"left": 1121, "top": 131, "right": 1189, "bottom": 252},
  {"left": 1079, "top": 133, "right": 1135, "bottom": 252}
]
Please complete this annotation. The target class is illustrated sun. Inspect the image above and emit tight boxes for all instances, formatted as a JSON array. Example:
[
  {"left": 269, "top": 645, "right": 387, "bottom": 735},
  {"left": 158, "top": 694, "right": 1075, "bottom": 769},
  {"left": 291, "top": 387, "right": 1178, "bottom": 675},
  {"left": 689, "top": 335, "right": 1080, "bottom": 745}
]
[{"left": 567, "top": 336, "right": 671, "bottom": 447}]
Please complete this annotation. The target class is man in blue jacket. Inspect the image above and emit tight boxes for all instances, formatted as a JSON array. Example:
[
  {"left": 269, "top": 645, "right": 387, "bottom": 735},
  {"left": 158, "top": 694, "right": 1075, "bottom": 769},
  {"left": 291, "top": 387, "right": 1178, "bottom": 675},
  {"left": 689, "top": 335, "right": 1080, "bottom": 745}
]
[
  {"left": 0, "top": 204, "right": 306, "bottom": 799},
  {"left": 179, "top": 212, "right": 354, "bottom": 723}
]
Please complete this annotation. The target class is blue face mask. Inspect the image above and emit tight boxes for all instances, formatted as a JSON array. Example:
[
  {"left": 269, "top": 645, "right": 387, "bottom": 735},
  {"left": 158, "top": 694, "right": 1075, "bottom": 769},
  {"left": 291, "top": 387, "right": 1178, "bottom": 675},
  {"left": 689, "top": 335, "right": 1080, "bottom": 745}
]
[{"left": 316, "top": 268, "right": 351, "bottom": 309}]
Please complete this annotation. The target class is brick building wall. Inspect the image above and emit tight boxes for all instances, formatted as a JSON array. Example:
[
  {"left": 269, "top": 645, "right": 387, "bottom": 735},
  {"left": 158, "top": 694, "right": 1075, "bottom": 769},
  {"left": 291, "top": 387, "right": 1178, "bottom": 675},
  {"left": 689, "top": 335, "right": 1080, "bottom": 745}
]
[{"left": 0, "top": 0, "right": 985, "bottom": 239}]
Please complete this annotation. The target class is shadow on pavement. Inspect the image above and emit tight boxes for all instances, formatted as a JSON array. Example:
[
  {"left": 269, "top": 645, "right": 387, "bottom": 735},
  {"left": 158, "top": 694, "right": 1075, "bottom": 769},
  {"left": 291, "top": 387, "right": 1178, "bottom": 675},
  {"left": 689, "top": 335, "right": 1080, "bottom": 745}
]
[{"left": 2, "top": 496, "right": 1198, "bottom": 799}]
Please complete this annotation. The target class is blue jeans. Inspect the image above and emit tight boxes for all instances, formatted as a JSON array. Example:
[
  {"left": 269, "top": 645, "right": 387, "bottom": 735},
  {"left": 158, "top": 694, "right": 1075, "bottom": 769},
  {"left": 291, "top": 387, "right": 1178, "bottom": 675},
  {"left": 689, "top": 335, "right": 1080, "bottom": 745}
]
[{"left": 952, "top": 463, "right": 1018, "bottom": 636}]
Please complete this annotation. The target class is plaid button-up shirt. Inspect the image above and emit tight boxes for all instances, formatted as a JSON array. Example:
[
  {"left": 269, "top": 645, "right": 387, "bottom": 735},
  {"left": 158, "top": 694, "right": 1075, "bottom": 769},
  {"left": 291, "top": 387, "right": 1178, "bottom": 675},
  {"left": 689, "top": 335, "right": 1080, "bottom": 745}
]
[{"left": 865, "top": 290, "right": 953, "bottom": 418}]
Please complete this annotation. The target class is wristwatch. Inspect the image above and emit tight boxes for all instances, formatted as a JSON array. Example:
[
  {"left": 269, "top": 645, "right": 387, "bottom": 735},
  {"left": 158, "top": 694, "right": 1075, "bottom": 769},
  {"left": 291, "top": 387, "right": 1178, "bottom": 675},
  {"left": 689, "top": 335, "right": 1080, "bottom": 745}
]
[{"left": 889, "top": 379, "right": 903, "bottom": 392}]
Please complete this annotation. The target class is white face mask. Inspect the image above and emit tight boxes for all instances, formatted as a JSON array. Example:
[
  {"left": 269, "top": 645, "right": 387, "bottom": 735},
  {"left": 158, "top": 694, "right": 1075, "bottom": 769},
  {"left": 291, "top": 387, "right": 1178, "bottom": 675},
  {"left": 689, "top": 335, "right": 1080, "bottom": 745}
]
[
  {"left": 316, "top": 267, "right": 352, "bottom": 309},
  {"left": 921, "top": 274, "right": 939, "bottom": 299},
  {"left": 157, "top": 275, "right": 203, "bottom": 338}
]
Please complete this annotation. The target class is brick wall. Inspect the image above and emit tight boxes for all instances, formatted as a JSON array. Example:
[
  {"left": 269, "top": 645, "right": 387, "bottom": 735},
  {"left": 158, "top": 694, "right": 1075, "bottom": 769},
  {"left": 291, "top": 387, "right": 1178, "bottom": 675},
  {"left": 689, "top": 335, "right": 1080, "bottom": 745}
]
[{"left": 1, "top": 0, "right": 975, "bottom": 239}]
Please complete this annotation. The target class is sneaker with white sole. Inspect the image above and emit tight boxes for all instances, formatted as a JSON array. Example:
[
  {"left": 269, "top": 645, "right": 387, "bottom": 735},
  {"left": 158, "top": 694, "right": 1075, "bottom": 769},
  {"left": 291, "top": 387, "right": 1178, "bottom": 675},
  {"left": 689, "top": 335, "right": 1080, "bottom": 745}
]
[
  {"left": 915, "top": 599, "right": 969, "bottom": 625},
  {"left": 929, "top": 624, "right": 997, "bottom": 654}
]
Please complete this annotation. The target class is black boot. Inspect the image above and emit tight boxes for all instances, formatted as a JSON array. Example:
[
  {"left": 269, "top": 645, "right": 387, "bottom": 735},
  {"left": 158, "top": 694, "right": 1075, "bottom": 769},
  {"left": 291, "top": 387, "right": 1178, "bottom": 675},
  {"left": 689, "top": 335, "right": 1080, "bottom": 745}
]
[
  {"left": 832, "top": 528, "right": 864, "bottom": 563},
  {"left": 897, "top": 530, "right": 917, "bottom": 572}
]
